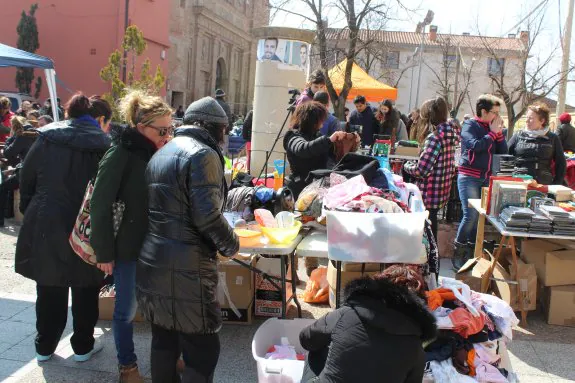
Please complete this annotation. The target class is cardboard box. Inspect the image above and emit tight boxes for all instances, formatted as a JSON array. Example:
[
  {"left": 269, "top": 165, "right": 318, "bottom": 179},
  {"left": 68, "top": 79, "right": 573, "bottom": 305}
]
[
  {"left": 455, "top": 257, "right": 492, "bottom": 292},
  {"left": 496, "top": 255, "right": 537, "bottom": 311},
  {"left": 341, "top": 262, "right": 381, "bottom": 272},
  {"left": 327, "top": 260, "right": 377, "bottom": 308},
  {"left": 541, "top": 285, "right": 575, "bottom": 327},
  {"left": 394, "top": 145, "right": 419, "bottom": 157},
  {"left": 254, "top": 256, "right": 293, "bottom": 317},
  {"left": 523, "top": 247, "right": 575, "bottom": 287},
  {"left": 99, "top": 296, "right": 145, "bottom": 322},
  {"left": 521, "top": 239, "right": 565, "bottom": 262},
  {"left": 218, "top": 257, "right": 255, "bottom": 325}
]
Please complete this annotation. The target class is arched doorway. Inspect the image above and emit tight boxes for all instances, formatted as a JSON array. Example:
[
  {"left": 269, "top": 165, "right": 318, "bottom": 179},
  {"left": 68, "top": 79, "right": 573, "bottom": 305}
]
[{"left": 215, "top": 58, "right": 227, "bottom": 93}]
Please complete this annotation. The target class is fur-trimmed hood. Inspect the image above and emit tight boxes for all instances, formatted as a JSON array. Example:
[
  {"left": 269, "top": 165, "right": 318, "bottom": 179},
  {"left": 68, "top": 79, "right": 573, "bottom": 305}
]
[{"left": 344, "top": 277, "right": 437, "bottom": 342}]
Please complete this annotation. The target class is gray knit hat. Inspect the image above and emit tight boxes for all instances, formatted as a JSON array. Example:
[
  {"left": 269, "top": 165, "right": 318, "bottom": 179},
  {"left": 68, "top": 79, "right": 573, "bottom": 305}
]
[{"left": 184, "top": 97, "right": 228, "bottom": 125}]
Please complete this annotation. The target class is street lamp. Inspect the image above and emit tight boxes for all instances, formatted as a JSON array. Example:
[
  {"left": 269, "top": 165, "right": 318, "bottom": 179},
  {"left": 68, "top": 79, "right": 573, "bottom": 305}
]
[{"left": 414, "top": 10, "right": 434, "bottom": 108}]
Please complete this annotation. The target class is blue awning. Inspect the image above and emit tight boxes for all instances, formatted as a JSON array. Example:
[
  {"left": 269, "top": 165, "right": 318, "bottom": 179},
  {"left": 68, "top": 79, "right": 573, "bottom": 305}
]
[{"left": 0, "top": 43, "right": 54, "bottom": 69}]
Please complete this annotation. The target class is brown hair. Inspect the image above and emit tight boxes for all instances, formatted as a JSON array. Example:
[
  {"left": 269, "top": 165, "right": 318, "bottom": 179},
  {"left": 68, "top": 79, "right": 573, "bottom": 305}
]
[
  {"left": 119, "top": 89, "right": 173, "bottom": 127},
  {"left": 411, "top": 97, "right": 448, "bottom": 143},
  {"left": 10, "top": 116, "right": 27, "bottom": 136},
  {"left": 476, "top": 94, "right": 503, "bottom": 117},
  {"left": 528, "top": 102, "right": 550, "bottom": 127},
  {"left": 308, "top": 69, "right": 326, "bottom": 86},
  {"left": 66, "top": 93, "right": 112, "bottom": 121},
  {"left": 291, "top": 101, "right": 328, "bottom": 136},
  {"left": 373, "top": 265, "right": 425, "bottom": 294}
]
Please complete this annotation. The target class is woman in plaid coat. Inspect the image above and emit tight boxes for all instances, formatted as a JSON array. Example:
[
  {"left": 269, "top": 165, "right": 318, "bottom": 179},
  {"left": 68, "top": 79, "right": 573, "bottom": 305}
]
[{"left": 404, "top": 97, "right": 459, "bottom": 242}]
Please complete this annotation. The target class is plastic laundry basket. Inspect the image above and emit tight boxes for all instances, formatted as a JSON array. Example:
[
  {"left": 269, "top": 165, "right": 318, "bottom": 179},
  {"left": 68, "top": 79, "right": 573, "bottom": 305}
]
[{"left": 252, "top": 318, "right": 315, "bottom": 383}]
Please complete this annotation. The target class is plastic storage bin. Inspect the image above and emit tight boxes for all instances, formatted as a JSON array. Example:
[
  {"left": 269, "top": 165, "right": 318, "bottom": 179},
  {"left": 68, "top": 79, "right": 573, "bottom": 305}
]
[
  {"left": 252, "top": 318, "right": 315, "bottom": 383},
  {"left": 261, "top": 221, "right": 302, "bottom": 244},
  {"left": 326, "top": 210, "right": 427, "bottom": 264}
]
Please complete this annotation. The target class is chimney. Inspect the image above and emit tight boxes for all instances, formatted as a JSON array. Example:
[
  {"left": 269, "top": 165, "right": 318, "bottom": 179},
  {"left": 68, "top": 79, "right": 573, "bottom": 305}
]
[
  {"left": 462, "top": 32, "right": 470, "bottom": 36},
  {"left": 429, "top": 25, "right": 438, "bottom": 42},
  {"left": 520, "top": 30, "right": 529, "bottom": 44},
  {"left": 508, "top": 33, "right": 516, "bottom": 38}
]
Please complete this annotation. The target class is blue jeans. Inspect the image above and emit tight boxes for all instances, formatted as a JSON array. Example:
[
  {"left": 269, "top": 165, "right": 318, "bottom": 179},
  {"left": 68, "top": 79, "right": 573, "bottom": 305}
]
[
  {"left": 455, "top": 175, "right": 488, "bottom": 244},
  {"left": 113, "top": 260, "right": 138, "bottom": 367}
]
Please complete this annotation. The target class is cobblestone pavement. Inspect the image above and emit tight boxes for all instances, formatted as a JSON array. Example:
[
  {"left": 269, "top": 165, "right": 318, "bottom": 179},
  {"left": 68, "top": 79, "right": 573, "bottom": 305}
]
[{"left": 0, "top": 220, "right": 574, "bottom": 382}]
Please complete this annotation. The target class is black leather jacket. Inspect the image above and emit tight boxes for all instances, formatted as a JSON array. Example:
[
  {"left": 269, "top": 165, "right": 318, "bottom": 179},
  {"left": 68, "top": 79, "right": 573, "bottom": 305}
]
[
  {"left": 136, "top": 126, "right": 239, "bottom": 334},
  {"left": 508, "top": 130, "right": 566, "bottom": 185}
]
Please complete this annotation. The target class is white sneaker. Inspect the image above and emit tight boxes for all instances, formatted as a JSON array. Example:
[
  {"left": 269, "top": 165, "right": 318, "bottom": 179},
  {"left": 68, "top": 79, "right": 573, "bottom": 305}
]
[{"left": 74, "top": 338, "right": 104, "bottom": 362}]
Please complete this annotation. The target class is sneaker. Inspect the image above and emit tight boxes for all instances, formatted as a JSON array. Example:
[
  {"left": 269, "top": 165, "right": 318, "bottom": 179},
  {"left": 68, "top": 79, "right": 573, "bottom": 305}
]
[
  {"left": 119, "top": 363, "right": 144, "bottom": 383},
  {"left": 36, "top": 353, "right": 53, "bottom": 362},
  {"left": 74, "top": 338, "right": 104, "bottom": 362}
]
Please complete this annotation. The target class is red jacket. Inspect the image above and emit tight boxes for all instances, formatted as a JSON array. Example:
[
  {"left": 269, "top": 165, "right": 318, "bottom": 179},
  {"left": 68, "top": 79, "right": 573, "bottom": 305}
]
[{"left": 1, "top": 111, "right": 15, "bottom": 143}]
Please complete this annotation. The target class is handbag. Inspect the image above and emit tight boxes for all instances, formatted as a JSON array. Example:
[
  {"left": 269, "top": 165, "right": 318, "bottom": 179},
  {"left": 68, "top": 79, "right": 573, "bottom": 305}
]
[{"left": 69, "top": 178, "right": 125, "bottom": 266}]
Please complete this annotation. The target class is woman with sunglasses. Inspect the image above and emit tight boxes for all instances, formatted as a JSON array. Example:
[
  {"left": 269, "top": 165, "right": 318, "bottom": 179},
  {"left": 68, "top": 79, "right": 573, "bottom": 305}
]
[{"left": 90, "top": 89, "right": 172, "bottom": 383}]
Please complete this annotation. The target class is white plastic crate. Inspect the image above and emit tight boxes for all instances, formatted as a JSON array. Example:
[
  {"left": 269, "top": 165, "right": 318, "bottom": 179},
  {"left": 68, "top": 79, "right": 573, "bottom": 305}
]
[
  {"left": 252, "top": 318, "right": 315, "bottom": 383},
  {"left": 326, "top": 210, "right": 427, "bottom": 264}
]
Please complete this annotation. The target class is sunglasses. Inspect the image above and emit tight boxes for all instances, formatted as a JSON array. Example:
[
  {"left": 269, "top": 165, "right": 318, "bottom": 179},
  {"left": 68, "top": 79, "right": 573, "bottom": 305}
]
[{"left": 147, "top": 124, "right": 173, "bottom": 137}]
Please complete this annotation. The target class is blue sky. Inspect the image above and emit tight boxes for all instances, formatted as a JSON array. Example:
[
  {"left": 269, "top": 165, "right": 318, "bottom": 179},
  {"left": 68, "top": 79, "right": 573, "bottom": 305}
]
[{"left": 271, "top": 0, "right": 575, "bottom": 105}]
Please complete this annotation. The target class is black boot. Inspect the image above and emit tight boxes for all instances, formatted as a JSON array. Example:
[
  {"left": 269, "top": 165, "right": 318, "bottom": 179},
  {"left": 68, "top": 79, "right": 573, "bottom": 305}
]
[
  {"left": 466, "top": 242, "right": 477, "bottom": 261},
  {"left": 452, "top": 241, "right": 468, "bottom": 271}
]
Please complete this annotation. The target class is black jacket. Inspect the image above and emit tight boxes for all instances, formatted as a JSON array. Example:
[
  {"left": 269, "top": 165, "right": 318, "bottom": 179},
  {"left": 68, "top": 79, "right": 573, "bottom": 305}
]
[
  {"left": 216, "top": 98, "right": 234, "bottom": 131},
  {"left": 349, "top": 107, "right": 378, "bottom": 146},
  {"left": 508, "top": 130, "right": 566, "bottom": 185},
  {"left": 3, "top": 127, "right": 39, "bottom": 167},
  {"left": 15, "top": 117, "right": 111, "bottom": 287},
  {"left": 283, "top": 129, "right": 333, "bottom": 199},
  {"left": 136, "top": 126, "right": 239, "bottom": 335},
  {"left": 90, "top": 125, "right": 157, "bottom": 263},
  {"left": 242, "top": 110, "right": 253, "bottom": 141},
  {"left": 557, "top": 123, "right": 575, "bottom": 153},
  {"left": 300, "top": 277, "right": 437, "bottom": 383}
]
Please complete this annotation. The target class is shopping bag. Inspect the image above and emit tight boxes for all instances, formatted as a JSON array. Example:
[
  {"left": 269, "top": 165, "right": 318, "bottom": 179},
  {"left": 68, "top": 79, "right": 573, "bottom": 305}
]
[
  {"left": 303, "top": 267, "right": 329, "bottom": 304},
  {"left": 69, "top": 180, "right": 98, "bottom": 265}
]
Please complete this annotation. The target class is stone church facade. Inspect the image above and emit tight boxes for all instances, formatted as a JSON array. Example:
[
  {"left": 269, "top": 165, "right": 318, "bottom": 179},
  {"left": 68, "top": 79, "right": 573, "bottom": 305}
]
[{"left": 168, "top": 0, "right": 269, "bottom": 115}]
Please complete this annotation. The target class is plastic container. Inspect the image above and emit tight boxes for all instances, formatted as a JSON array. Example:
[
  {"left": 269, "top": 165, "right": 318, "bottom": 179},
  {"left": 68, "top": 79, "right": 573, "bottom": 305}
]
[
  {"left": 252, "top": 318, "right": 315, "bottom": 383},
  {"left": 235, "top": 228, "right": 263, "bottom": 247},
  {"left": 375, "top": 156, "right": 389, "bottom": 170},
  {"left": 261, "top": 221, "right": 302, "bottom": 244},
  {"left": 326, "top": 210, "right": 428, "bottom": 264}
]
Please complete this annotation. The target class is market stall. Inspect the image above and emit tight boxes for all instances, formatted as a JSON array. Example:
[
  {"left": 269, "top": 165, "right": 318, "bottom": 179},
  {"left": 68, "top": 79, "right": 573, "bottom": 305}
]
[{"left": 327, "top": 59, "right": 397, "bottom": 102}]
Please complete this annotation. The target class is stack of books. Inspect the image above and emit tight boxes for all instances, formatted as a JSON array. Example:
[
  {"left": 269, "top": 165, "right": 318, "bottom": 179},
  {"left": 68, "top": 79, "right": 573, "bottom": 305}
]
[{"left": 538, "top": 206, "right": 575, "bottom": 235}]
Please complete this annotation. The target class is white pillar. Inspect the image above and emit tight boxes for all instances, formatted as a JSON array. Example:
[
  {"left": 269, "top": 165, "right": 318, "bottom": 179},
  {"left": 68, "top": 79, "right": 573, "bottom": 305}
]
[{"left": 250, "top": 27, "right": 315, "bottom": 179}]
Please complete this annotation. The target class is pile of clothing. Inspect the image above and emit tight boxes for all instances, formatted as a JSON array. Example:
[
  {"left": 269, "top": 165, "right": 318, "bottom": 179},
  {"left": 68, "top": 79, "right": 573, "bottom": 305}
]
[
  {"left": 295, "top": 171, "right": 438, "bottom": 278},
  {"left": 424, "top": 279, "right": 519, "bottom": 383}
]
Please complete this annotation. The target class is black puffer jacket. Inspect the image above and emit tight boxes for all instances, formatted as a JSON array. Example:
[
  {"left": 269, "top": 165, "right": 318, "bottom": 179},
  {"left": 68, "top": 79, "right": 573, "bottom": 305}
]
[
  {"left": 15, "top": 117, "right": 111, "bottom": 287},
  {"left": 300, "top": 277, "right": 437, "bottom": 383},
  {"left": 3, "top": 126, "right": 39, "bottom": 166},
  {"left": 136, "top": 126, "right": 239, "bottom": 335},
  {"left": 508, "top": 130, "right": 566, "bottom": 185}
]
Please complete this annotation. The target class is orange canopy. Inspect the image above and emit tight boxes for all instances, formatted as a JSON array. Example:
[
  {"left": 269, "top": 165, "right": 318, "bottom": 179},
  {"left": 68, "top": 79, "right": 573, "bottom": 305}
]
[{"left": 328, "top": 60, "right": 397, "bottom": 102}]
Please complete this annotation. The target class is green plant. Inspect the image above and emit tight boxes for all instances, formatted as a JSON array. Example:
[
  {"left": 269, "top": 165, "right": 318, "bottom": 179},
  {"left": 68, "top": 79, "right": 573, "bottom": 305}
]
[
  {"left": 15, "top": 3, "right": 42, "bottom": 96},
  {"left": 99, "top": 25, "right": 166, "bottom": 121}
]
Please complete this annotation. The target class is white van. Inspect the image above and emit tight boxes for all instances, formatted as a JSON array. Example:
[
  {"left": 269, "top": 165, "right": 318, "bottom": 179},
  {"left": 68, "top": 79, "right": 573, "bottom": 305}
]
[{"left": 0, "top": 92, "right": 36, "bottom": 112}]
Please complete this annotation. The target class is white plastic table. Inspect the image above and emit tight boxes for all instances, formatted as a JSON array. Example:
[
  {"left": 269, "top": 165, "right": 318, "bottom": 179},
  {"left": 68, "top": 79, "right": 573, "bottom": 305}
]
[{"left": 295, "top": 231, "right": 328, "bottom": 259}]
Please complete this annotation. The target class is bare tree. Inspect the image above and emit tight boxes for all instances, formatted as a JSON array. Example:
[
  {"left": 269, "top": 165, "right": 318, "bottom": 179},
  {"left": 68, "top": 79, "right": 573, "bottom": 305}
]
[
  {"left": 270, "top": 0, "right": 397, "bottom": 118},
  {"left": 478, "top": 5, "right": 575, "bottom": 136},
  {"left": 423, "top": 36, "right": 477, "bottom": 115}
]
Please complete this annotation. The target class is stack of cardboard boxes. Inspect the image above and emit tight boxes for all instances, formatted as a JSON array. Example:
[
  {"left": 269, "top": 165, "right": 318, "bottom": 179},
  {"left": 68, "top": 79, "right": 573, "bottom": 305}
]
[{"left": 521, "top": 239, "right": 575, "bottom": 327}]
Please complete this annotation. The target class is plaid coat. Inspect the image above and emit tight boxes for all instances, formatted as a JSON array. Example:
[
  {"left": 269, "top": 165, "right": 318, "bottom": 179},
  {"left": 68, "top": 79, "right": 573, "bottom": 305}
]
[{"left": 404, "top": 122, "right": 460, "bottom": 209}]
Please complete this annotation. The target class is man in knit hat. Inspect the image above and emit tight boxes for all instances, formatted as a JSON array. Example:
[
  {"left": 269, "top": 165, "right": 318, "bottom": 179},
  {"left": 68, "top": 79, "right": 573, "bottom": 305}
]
[
  {"left": 557, "top": 113, "right": 575, "bottom": 152},
  {"left": 137, "top": 96, "right": 239, "bottom": 382},
  {"left": 215, "top": 89, "right": 233, "bottom": 155}
]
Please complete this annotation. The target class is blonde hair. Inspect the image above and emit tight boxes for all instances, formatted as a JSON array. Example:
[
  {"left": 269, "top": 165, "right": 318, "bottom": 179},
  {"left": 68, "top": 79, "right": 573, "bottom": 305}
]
[
  {"left": 10, "top": 115, "right": 27, "bottom": 136},
  {"left": 119, "top": 89, "right": 173, "bottom": 127}
]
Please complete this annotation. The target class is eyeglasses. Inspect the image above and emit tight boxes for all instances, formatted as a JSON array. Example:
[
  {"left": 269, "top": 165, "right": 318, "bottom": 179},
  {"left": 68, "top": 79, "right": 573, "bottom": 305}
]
[{"left": 147, "top": 124, "right": 173, "bottom": 137}]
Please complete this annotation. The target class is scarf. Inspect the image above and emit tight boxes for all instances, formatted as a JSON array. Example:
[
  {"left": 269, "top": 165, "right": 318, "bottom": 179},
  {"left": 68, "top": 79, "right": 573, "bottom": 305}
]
[{"left": 524, "top": 126, "right": 549, "bottom": 137}]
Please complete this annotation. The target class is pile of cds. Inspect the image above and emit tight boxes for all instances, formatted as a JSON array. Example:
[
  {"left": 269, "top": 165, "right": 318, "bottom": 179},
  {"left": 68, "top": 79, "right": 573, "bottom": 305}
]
[{"left": 537, "top": 206, "right": 575, "bottom": 235}]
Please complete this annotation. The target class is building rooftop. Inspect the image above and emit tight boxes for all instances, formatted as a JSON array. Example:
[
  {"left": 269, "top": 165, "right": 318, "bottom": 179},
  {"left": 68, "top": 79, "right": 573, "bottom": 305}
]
[{"left": 325, "top": 28, "right": 527, "bottom": 53}]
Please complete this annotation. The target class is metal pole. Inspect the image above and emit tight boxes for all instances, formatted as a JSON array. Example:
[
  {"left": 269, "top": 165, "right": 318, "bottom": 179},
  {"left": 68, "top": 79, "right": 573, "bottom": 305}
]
[
  {"left": 415, "top": 28, "right": 426, "bottom": 107},
  {"left": 121, "top": 0, "right": 130, "bottom": 83},
  {"left": 408, "top": 48, "right": 418, "bottom": 111},
  {"left": 557, "top": 0, "right": 574, "bottom": 117}
]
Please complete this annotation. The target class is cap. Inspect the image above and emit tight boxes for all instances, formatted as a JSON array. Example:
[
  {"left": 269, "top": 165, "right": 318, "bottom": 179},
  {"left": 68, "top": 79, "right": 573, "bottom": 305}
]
[{"left": 184, "top": 97, "right": 228, "bottom": 125}]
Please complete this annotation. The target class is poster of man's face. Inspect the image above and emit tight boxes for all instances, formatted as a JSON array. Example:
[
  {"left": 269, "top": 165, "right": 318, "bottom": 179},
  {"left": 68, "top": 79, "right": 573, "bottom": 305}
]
[{"left": 257, "top": 39, "right": 311, "bottom": 73}]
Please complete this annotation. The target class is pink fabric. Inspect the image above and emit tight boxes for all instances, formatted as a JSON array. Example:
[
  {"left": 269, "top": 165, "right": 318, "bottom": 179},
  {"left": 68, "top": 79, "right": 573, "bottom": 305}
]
[
  {"left": 324, "top": 175, "right": 370, "bottom": 209},
  {"left": 473, "top": 342, "right": 508, "bottom": 383}
]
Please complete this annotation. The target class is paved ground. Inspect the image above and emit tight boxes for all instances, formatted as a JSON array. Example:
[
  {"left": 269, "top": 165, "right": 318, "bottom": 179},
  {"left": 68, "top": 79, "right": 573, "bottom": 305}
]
[{"left": 0, "top": 219, "right": 574, "bottom": 382}]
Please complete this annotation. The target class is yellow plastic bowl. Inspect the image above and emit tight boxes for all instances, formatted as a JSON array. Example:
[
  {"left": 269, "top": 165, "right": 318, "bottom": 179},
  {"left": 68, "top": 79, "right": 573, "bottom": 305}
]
[
  {"left": 260, "top": 221, "right": 302, "bottom": 244},
  {"left": 234, "top": 228, "right": 263, "bottom": 247}
]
